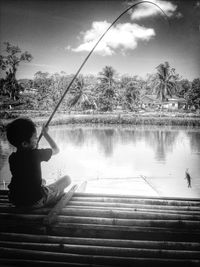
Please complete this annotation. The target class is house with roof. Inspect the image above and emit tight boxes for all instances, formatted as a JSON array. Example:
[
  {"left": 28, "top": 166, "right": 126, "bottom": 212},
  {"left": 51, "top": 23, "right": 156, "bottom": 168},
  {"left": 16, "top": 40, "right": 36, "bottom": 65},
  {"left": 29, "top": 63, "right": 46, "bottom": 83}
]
[
  {"left": 162, "top": 96, "right": 186, "bottom": 110},
  {"left": 140, "top": 95, "right": 161, "bottom": 109},
  {"left": 140, "top": 94, "right": 186, "bottom": 110}
]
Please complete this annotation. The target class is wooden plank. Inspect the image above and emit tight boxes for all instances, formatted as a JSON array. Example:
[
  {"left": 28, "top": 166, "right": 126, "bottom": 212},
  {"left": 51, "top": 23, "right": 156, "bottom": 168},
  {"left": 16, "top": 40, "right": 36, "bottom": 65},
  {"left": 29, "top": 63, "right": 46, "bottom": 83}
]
[{"left": 43, "top": 184, "right": 78, "bottom": 226}]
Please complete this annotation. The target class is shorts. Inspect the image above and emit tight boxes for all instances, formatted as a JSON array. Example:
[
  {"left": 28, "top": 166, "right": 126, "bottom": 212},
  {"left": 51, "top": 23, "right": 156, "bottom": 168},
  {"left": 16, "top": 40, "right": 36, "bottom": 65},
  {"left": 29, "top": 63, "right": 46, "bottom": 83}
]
[{"left": 31, "top": 176, "right": 71, "bottom": 209}]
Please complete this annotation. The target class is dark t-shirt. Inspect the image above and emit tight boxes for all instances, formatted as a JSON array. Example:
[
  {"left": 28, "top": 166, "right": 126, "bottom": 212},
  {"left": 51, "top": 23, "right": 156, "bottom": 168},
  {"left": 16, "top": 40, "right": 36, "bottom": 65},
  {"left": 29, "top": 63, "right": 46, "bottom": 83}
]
[{"left": 8, "top": 148, "right": 52, "bottom": 206}]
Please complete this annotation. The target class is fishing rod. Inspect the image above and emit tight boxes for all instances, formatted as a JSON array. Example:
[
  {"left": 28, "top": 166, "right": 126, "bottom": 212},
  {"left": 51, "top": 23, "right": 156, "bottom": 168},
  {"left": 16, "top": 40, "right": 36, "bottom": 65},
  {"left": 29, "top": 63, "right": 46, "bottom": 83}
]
[{"left": 37, "top": 1, "right": 169, "bottom": 145}]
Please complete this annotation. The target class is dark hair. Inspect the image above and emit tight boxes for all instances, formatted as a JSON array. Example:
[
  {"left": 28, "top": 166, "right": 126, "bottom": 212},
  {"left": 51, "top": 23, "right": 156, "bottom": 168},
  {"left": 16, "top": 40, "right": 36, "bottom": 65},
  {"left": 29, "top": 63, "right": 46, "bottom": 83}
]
[{"left": 6, "top": 118, "right": 36, "bottom": 148}]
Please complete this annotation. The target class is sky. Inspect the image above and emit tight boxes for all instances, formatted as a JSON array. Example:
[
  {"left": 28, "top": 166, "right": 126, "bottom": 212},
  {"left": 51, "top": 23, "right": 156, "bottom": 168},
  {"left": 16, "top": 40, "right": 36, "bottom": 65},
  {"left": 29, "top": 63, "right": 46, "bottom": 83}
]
[{"left": 0, "top": 0, "right": 199, "bottom": 80}]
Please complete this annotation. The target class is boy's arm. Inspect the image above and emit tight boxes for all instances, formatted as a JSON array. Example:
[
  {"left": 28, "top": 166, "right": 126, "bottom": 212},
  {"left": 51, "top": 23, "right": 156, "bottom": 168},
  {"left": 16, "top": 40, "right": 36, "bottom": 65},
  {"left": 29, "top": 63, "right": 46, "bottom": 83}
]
[{"left": 42, "top": 126, "right": 59, "bottom": 155}]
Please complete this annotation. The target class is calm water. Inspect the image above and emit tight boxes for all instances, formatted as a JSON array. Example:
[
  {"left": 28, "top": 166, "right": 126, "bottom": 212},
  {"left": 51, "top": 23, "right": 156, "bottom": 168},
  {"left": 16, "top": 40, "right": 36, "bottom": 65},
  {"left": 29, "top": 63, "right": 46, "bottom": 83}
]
[{"left": 0, "top": 125, "right": 200, "bottom": 197}]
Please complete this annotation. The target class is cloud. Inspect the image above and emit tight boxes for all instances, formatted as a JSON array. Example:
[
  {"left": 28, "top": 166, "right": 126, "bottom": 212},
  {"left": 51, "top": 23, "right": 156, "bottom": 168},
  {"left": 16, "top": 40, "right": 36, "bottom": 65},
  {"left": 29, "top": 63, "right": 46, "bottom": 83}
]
[
  {"left": 129, "top": 0, "right": 178, "bottom": 20},
  {"left": 65, "top": 45, "right": 71, "bottom": 51},
  {"left": 195, "top": 1, "right": 200, "bottom": 8},
  {"left": 71, "top": 21, "right": 155, "bottom": 56}
]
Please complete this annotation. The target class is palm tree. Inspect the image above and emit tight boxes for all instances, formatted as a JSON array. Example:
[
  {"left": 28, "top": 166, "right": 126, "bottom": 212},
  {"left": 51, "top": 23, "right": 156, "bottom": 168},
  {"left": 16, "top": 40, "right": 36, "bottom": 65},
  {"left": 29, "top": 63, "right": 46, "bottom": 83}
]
[
  {"left": 96, "top": 66, "right": 118, "bottom": 111},
  {"left": 68, "top": 75, "right": 93, "bottom": 110},
  {"left": 124, "top": 81, "right": 140, "bottom": 111},
  {"left": 153, "top": 62, "right": 177, "bottom": 102},
  {"left": 98, "top": 66, "right": 116, "bottom": 88}
]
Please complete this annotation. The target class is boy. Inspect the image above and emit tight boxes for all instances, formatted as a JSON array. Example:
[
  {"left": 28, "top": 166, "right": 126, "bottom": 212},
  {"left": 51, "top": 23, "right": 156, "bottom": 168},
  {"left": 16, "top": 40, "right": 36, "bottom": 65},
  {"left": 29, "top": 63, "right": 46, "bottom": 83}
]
[{"left": 6, "top": 117, "right": 71, "bottom": 208}]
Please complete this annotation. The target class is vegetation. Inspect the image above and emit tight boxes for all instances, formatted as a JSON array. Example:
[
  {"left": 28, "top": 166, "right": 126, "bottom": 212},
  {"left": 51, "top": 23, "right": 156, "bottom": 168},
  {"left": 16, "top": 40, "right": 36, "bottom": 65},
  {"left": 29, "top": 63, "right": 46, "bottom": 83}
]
[
  {"left": 185, "top": 78, "right": 200, "bottom": 110},
  {"left": 95, "top": 66, "right": 118, "bottom": 112},
  {"left": 0, "top": 42, "right": 200, "bottom": 118},
  {"left": 150, "top": 61, "right": 179, "bottom": 101},
  {"left": 0, "top": 42, "right": 33, "bottom": 100}
]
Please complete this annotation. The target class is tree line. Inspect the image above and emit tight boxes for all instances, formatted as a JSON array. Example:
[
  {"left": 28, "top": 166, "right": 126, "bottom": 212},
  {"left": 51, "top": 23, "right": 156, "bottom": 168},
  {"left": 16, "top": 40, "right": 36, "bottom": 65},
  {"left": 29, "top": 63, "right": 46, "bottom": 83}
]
[{"left": 0, "top": 42, "right": 200, "bottom": 112}]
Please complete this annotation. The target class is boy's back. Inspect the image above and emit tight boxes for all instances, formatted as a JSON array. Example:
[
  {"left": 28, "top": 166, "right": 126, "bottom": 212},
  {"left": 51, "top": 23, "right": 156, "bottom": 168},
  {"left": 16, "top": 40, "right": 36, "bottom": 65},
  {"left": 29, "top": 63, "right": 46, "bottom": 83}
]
[{"left": 8, "top": 148, "right": 52, "bottom": 206}]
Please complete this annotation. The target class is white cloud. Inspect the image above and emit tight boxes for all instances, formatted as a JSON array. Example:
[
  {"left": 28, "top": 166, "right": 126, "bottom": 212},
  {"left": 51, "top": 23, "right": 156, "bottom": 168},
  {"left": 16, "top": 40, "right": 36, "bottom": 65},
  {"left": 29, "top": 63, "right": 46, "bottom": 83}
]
[
  {"left": 71, "top": 21, "right": 155, "bottom": 56},
  {"left": 65, "top": 45, "right": 71, "bottom": 51},
  {"left": 129, "top": 0, "right": 178, "bottom": 20},
  {"left": 196, "top": 1, "right": 200, "bottom": 7}
]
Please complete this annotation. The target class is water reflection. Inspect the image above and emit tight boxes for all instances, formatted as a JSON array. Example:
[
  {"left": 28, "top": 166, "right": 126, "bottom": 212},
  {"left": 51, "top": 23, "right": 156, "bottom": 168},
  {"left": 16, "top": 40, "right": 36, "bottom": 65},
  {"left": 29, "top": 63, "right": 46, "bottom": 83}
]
[
  {"left": 0, "top": 125, "right": 200, "bottom": 197},
  {"left": 55, "top": 127, "right": 180, "bottom": 161},
  {"left": 187, "top": 132, "right": 200, "bottom": 154}
]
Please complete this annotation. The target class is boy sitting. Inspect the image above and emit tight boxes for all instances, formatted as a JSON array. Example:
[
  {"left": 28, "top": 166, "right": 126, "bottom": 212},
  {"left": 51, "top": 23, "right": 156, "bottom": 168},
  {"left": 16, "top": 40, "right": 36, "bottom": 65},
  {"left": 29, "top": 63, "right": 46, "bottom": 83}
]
[{"left": 6, "top": 117, "right": 71, "bottom": 208}]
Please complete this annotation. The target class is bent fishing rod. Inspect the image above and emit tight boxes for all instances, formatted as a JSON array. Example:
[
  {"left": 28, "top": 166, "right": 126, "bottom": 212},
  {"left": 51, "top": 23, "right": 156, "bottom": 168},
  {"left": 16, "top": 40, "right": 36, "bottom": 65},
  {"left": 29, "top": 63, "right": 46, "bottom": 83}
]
[{"left": 37, "top": 0, "right": 169, "bottom": 145}]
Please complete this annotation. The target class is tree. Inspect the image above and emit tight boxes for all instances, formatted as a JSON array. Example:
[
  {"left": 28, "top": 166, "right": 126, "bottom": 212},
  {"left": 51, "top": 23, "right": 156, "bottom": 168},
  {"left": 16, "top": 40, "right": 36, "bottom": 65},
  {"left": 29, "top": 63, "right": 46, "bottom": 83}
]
[
  {"left": 185, "top": 78, "right": 200, "bottom": 110},
  {"left": 152, "top": 62, "right": 178, "bottom": 102},
  {"left": 176, "top": 79, "right": 191, "bottom": 97},
  {"left": 68, "top": 75, "right": 85, "bottom": 109},
  {"left": 123, "top": 81, "right": 140, "bottom": 111},
  {"left": 96, "top": 66, "right": 118, "bottom": 111},
  {"left": 0, "top": 42, "right": 33, "bottom": 99}
]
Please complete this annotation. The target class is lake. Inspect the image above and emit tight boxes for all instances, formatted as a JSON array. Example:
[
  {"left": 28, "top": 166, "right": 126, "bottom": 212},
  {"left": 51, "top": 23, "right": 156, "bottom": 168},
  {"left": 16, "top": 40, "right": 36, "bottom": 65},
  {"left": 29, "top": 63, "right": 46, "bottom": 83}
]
[{"left": 0, "top": 124, "right": 200, "bottom": 198}]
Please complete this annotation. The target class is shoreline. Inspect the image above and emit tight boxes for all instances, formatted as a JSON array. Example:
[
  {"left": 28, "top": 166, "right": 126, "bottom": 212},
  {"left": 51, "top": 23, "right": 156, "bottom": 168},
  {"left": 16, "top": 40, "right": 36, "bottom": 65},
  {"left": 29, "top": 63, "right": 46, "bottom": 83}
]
[{"left": 1, "top": 110, "right": 200, "bottom": 129}]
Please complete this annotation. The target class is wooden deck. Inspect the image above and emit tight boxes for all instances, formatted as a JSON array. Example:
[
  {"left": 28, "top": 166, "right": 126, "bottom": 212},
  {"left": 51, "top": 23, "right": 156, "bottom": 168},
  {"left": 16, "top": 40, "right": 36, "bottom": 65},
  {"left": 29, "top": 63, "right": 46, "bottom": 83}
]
[{"left": 0, "top": 186, "right": 200, "bottom": 266}]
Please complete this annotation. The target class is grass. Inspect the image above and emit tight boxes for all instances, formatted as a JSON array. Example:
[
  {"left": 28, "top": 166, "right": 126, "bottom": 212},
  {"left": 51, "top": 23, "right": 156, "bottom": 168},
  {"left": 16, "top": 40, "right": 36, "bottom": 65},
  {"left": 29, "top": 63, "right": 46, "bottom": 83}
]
[{"left": 0, "top": 109, "right": 200, "bottom": 130}]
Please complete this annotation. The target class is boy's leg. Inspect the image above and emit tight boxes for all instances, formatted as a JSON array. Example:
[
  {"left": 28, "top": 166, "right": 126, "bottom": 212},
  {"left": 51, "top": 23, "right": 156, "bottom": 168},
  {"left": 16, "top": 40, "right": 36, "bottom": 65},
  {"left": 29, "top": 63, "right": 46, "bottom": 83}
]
[
  {"left": 48, "top": 175, "right": 71, "bottom": 193},
  {"left": 43, "top": 175, "right": 71, "bottom": 206}
]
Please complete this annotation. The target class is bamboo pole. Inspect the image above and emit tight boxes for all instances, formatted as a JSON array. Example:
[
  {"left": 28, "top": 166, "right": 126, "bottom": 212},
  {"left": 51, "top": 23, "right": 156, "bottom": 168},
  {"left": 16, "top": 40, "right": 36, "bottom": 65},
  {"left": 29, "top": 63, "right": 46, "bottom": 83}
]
[
  {"left": 0, "top": 224, "right": 46, "bottom": 235},
  {"left": 0, "top": 206, "right": 50, "bottom": 215},
  {"left": 0, "top": 213, "right": 45, "bottom": 220},
  {"left": 0, "top": 241, "right": 200, "bottom": 259},
  {"left": 0, "top": 246, "right": 199, "bottom": 266},
  {"left": 72, "top": 195, "right": 200, "bottom": 206},
  {"left": 0, "top": 190, "right": 8, "bottom": 195},
  {"left": 67, "top": 204, "right": 200, "bottom": 216},
  {"left": 1, "top": 232, "right": 200, "bottom": 251},
  {"left": 49, "top": 223, "right": 200, "bottom": 242},
  {"left": 55, "top": 216, "right": 200, "bottom": 229},
  {"left": 68, "top": 201, "right": 200, "bottom": 212},
  {"left": 60, "top": 207, "right": 200, "bottom": 221},
  {"left": 0, "top": 259, "right": 96, "bottom": 267},
  {"left": 74, "top": 193, "right": 200, "bottom": 204}
]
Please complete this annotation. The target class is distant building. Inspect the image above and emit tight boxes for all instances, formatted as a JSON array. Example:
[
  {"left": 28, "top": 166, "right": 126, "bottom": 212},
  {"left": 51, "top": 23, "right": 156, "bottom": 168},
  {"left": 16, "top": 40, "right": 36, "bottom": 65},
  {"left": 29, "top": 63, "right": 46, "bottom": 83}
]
[
  {"left": 162, "top": 97, "right": 186, "bottom": 110},
  {"left": 140, "top": 95, "right": 161, "bottom": 109},
  {"left": 140, "top": 94, "right": 186, "bottom": 110},
  {"left": 19, "top": 88, "right": 38, "bottom": 96}
]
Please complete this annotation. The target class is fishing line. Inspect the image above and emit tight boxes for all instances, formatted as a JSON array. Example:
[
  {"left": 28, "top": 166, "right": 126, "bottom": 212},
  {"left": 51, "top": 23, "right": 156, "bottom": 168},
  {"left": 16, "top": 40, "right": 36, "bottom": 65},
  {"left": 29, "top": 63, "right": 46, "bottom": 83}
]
[{"left": 37, "top": 0, "right": 169, "bottom": 145}]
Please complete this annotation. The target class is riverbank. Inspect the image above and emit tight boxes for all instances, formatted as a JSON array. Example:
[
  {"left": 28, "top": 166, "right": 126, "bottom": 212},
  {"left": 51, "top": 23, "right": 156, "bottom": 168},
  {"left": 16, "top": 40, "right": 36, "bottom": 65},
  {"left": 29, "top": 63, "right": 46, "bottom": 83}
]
[{"left": 0, "top": 109, "right": 200, "bottom": 130}]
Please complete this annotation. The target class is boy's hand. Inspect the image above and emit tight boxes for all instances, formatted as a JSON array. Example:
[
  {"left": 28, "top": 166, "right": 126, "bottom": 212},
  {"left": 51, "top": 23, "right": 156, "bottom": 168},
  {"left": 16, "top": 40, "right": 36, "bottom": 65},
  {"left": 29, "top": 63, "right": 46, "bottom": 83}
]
[
  {"left": 42, "top": 125, "right": 49, "bottom": 136},
  {"left": 42, "top": 179, "right": 46, "bottom": 185}
]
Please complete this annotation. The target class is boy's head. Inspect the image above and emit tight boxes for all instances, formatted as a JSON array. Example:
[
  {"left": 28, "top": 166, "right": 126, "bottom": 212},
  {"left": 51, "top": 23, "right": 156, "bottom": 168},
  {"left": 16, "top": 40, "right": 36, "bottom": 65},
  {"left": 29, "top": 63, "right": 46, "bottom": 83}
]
[{"left": 6, "top": 118, "right": 37, "bottom": 149}]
